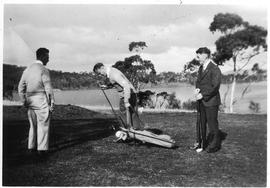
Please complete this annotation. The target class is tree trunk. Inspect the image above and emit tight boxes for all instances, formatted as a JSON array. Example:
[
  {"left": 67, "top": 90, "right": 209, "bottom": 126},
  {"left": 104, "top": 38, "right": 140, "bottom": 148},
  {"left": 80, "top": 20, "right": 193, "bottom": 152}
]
[
  {"left": 229, "top": 57, "right": 237, "bottom": 113},
  {"left": 229, "top": 75, "right": 236, "bottom": 113},
  {"left": 222, "top": 84, "right": 230, "bottom": 112}
]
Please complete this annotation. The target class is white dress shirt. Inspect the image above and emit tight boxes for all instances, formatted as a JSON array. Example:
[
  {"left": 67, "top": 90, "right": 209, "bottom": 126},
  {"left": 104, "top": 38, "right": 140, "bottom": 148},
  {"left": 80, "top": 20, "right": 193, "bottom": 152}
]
[{"left": 203, "top": 59, "right": 211, "bottom": 71}]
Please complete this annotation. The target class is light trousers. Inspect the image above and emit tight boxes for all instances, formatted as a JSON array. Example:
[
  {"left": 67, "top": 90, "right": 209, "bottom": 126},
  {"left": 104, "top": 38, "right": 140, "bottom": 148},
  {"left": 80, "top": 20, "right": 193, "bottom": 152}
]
[
  {"left": 119, "top": 93, "right": 143, "bottom": 130},
  {"left": 27, "top": 107, "right": 50, "bottom": 151}
]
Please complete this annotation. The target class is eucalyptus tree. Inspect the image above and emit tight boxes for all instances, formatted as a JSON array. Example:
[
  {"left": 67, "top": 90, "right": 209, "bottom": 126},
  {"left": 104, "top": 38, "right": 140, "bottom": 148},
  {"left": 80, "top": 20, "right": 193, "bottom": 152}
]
[
  {"left": 210, "top": 13, "right": 267, "bottom": 112},
  {"left": 113, "top": 41, "right": 156, "bottom": 90}
]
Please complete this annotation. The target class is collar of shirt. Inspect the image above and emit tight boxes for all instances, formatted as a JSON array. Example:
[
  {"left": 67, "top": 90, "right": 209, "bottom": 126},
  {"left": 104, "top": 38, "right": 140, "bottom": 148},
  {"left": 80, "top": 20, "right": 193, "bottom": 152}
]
[
  {"left": 203, "top": 59, "right": 211, "bottom": 70},
  {"left": 36, "top": 60, "right": 43, "bottom": 65}
]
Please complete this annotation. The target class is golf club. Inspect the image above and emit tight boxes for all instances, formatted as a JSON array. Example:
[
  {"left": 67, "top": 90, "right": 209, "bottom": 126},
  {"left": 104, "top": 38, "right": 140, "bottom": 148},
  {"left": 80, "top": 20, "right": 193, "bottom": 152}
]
[{"left": 100, "top": 88, "right": 127, "bottom": 129}]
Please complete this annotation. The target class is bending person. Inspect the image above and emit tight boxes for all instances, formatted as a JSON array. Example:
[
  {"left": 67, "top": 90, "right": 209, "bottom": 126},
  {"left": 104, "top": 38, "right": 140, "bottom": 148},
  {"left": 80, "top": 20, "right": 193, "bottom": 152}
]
[{"left": 93, "top": 62, "right": 143, "bottom": 130}]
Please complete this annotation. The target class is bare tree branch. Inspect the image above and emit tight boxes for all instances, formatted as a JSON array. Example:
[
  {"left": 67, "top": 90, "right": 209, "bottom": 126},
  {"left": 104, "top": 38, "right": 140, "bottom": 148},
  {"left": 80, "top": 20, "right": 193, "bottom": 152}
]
[
  {"left": 241, "top": 81, "right": 252, "bottom": 99},
  {"left": 237, "top": 51, "right": 260, "bottom": 73}
]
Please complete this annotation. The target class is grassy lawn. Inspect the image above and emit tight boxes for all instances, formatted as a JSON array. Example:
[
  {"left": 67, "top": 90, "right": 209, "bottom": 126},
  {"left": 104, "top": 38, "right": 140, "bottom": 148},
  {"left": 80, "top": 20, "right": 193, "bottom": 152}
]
[{"left": 2, "top": 105, "right": 266, "bottom": 186}]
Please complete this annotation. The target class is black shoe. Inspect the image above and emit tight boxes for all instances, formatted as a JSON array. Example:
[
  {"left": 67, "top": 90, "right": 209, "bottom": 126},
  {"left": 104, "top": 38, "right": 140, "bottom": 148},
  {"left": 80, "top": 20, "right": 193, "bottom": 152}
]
[
  {"left": 26, "top": 149, "right": 38, "bottom": 161},
  {"left": 28, "top": 149, "right": 37, "bottom": 153},
  {"left": 38, "top": 150, "right": 49, "bottom": 155},
  {"left": 206, "top": 147, "right": 220, "bottom": 153},
  {"left": 220, "top": 131, "right": 228, "bottom": 141},
  {"left": 37, "top": 150, "right": 49, "bottom": 160},
  {"left": 206, "top": 133, "right": 214, "bottom": 147}
]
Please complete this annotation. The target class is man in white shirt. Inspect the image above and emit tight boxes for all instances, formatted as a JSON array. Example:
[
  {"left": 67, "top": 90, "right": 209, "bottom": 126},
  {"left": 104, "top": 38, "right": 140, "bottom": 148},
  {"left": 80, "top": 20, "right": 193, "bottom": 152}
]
[
  {"left": 93, "top": 62, "right": 143, "bottom": 130},
  {"left": 18, "top": 47, "right": 54, "bottom": 156}
]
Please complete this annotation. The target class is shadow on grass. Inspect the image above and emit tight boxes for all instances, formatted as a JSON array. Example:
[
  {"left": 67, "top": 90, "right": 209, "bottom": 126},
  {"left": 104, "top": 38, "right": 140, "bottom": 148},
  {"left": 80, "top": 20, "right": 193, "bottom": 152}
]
[
  {"left": 132, "top": 141, "right": 179, "bottom": 150},
  {"left": 144, "top": 128, "right": 163, "bottom": 135},
  {"left": 49, "top": 118, "right": 116, "bottom": 152},
  {"left": 3, "top": 109, "right": 118, "bottom": 167}
]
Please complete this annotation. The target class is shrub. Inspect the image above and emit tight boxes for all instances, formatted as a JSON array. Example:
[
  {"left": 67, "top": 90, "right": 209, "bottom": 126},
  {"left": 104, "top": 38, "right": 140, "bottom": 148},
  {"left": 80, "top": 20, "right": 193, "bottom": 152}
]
[
  {"left": 137, "top": 90, "right": 181, "bottom": 109},
  {"left": 167, "top": 92, "right": 181, "bottom": 109},
  {"left": 182, "top": 99, "right": 197, "bottom": 110},
  {"left": 249, "top": 100, "right": 260, "bottom": 113}
]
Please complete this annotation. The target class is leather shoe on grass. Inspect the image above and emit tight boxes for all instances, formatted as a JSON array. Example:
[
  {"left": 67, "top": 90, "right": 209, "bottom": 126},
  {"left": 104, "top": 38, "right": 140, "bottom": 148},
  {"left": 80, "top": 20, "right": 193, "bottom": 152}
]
[{"left": 206, "top": 147, "right": 220, "bottom": 153}]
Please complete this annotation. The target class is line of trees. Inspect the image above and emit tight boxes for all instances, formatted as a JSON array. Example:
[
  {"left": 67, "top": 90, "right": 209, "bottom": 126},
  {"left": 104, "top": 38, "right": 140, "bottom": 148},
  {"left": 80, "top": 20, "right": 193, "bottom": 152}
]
[
  {"left": 50, "top": 70, "right": 99, "bottom": 90},
  {"left": 160, "top": 70, "right": 266, "bottom": 84},
  {"left": 3, "top": 64, "right": 100, "bottom": 99},
  {"left": 3, "top": 62, "right": 266, "bottom": 100},
  {"left": 3, "top": 64, "right": 25, "bottom": 100}
]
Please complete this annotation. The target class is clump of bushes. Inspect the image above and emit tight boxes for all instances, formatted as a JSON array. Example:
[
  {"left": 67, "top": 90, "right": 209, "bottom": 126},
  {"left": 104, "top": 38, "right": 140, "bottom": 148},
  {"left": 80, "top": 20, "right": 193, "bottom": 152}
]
[
  {"left": 182, "top": 99, "right": 197, "bottom": 110},
  {"left": 137, "top": 90, "right": 181, "bottom": 109},
  {"left": 249, "top": 100, "right": 260, "bottom": 113},
  {"left": 167, "top": 92, "right": 181, "bottom": 109},
  {"left": 137, "top": 90, "right": 194, "bottom": 110}
]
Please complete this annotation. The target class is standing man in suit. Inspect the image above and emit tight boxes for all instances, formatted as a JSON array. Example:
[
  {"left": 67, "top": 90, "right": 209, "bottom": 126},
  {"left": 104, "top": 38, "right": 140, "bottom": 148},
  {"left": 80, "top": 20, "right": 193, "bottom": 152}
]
[
  {"left": 93, "top": 62, "right": 143, "bottom": 130},
  {"left": 18, "top": 47, "right": 54, "bottom": 156},
  {"left": 192, "top": 47, "right": 222, "bottom": 153}
]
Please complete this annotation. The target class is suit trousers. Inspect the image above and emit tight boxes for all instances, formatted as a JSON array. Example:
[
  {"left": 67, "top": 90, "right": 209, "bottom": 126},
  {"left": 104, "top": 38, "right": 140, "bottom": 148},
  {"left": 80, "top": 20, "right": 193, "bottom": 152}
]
[
  {"left": 119, "top": 93, "right": 143, "bottom": 130},
  {"left": 199, "top": 102, "right": 220, "bottom": 149},
  {"left": 27, "top": 107, "right": 50, "bottom": 151}
]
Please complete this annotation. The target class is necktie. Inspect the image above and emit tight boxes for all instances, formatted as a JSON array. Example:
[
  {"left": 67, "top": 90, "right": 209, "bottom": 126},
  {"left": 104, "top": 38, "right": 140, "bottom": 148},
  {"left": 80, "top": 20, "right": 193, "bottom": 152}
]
[{"left": 199, "top": 65, "right": 203, "bottom": 73}]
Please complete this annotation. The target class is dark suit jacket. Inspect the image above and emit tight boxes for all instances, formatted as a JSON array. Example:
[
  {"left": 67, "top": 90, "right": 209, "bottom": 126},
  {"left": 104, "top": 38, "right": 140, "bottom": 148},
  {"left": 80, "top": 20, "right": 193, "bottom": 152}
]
[{"left": 196, "top": 61, "right": 221, "bottom": 107}]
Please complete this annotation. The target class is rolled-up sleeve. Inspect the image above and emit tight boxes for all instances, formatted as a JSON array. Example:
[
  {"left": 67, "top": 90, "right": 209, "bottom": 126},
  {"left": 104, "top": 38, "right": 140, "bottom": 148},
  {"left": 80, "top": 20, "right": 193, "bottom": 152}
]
[{"left": 42, "top": 69, "right": 55, "bottom": 105}]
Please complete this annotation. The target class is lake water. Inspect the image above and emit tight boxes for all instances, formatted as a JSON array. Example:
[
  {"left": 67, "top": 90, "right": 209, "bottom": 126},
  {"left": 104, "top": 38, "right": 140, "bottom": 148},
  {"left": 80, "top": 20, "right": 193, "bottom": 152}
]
[{"left": 50, "top": 82, "right": 266, "bottom": 114}]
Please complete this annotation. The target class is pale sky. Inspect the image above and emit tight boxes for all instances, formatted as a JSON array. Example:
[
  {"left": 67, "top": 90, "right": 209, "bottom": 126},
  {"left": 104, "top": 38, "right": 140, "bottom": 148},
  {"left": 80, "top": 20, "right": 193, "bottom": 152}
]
[{"left": 3, "top": 3, "right": 268, "bottom": 73}]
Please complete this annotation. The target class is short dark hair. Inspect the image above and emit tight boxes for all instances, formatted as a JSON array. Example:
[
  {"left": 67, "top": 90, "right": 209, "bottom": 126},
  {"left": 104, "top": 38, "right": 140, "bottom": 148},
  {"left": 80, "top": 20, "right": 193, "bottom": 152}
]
[
  {"left": 196, "top": 47, "right": 211, "bottom": 57},
  {"left": 36, "top": 48, "right": 49, "bottom": 59},
  {"left": 93, "top": 62, "right": 104, "bottom": 73}
]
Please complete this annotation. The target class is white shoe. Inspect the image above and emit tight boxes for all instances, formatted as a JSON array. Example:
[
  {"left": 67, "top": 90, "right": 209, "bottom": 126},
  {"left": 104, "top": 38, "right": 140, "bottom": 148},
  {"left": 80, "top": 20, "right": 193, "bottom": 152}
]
[
  {"left": 190, "top": 142, "right": 200, "bottom": 150},
  {"left": 196, "top": 148, "right": 203, "bottom": 153}
]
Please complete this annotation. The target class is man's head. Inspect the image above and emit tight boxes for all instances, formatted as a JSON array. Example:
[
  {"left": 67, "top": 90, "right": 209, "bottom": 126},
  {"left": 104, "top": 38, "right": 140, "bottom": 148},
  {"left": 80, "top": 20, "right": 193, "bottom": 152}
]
[
  {"left": 36, "top": 48, "right": 49, "bottom": 66},
  {"left": 196, "top": 47, "right": 211, "bottom": 64},
  {"left": 93, "top": 62, "right": 106, "bottom": 76}
]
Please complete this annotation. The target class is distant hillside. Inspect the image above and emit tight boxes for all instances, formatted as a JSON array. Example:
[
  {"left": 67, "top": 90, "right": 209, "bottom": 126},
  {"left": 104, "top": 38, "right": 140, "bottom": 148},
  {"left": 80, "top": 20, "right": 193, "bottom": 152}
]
[
  {"left": 220, "top": 70, "right": 267, "bottom": 84},
  {"left": 3, "top": 64, "right": 267, "bottom": 100},
  {"left": 155, "top": 70, "right": 266, "bottom": 85},
  {"left": 3, "top": 64, "right": 26, "bottom": 99},
  {"left": 3, "top": 64, "right": 100, "bottom": 99}
]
